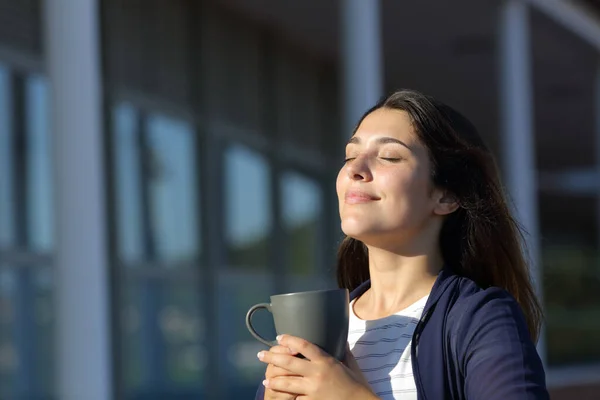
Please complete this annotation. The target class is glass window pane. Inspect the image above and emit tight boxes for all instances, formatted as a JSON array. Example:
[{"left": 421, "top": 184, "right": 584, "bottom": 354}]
[
  {"left": 113, "top": 104, "right": 145, "bottom": 262},
  {"left": 121, "top": 279, "right": 205, "bottom": 398},
  {"left": 113, "top": 107, "right": 201, "bottom": 265},
  {"left": 147, "top": 115, "right": 200, "bottom": 263},
  {"left": 275, "top": 49, "right": 321, "bottom": 152},
  {"left": 224, "top": 145, "right": 271, "bottom": 270},
  {"left": 0, "top": 267, "right": 15, "bottom": 398},
  {"left": 217, "top": 272, "right": 274, "bottom": 398},
  {"left": 0, "top": 266, "right": 55, "bottom": 399},
  {"left": 540, "top": 193, "right": 600, "bottom": 366},
  {"left": 0, "top": 65, "right": 14, "bottom": 247},
  {"left": 281, "top": 172, "right": 323, "bottom": 277},
  {"left": 26, "top": 76, "right": 53, "bottom": 252},
  {"left": 204, "top": 18, "right": 262, "bottom": 131},
  {"left": 34, "top": 267, "right": 55, "bottom": 396}
]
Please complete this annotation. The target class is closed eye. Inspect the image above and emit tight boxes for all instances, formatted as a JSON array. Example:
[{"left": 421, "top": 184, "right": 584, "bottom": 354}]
[{"left": 380, "top": 157, "right": 402, "bottom": 163}]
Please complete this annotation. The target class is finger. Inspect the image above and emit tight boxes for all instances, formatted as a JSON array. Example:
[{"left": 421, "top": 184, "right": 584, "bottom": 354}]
[
  {"left": 270, "top": 345, "right": 298, "bottom": 356},
  {"left": 258, "top": 351, "right": 310, "bottom": 376},
  {"left": 343, "top": 345, "right": 359, "bottom": 369},
  {"left": 266, "top": 364, "right": 300, "bottom": 379},
  {"left": 264, "top": 376, "right": 308, "bottom": 396},
  {"left": 265, "top": 388, "right": 298, "bottom": 400},
  {"left": 341, "top": 344, "right": 370, "bottom": 387},
  {"left": 266, "top": 346, "right": 301, "bottom": 379},
  {"left": 277, "top": 335, "right": 329, "bottom": 362},
  {"left": 266, "top": 388, "right": 299, "bottom": 400}
]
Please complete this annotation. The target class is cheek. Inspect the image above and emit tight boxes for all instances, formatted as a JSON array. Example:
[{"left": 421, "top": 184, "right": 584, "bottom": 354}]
[
  {"left": 382, "top": 170, "right": 431, "bottom": 206},
  {"left": 380, "top": 171, "right": 411, "bottom": 197}
]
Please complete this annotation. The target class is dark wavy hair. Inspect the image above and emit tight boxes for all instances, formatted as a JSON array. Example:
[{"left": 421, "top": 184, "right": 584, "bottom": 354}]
[{"left": 336, "top": 89, "right": 542, "bottom": 342}]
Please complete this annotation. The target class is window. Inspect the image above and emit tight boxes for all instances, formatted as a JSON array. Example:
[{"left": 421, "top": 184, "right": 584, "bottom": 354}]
[
  {"left": 113, "top": 104, "right": 144, "bottom": 263},
  {"left": 224, "top": 144, "right": 271, "bottom": 271},
  {"left": 112, "top": 104, "right": 205, "bottom": 398},
  {"left": 0, "top": 65, "right": 55, "bottom": 399},
  {"left": 26, "top": 76, "right": 53, "bottom": 252},
  {"left": 216, "top": 270, "right": 275, "bottom": 398},
  {"left": 104, "top": 5, "right": 337, "bottom": 398},
  {"left": 540, "top": 192, "right": 600, "bottom": 366},
  {"left": 0, "top": 266, "right": 55, "bottom": 398},
  {"left": 281, "top": 171, "right": 328, "bottom": 292},
  {"left": 113, "top": 105, "right": 201, "bottom": 265},
  {"left": 146, "top": 114, "right": 200, "bottom": 262},
  {"left": 275, "top": 47, "right": 321, "bottom": 152},
  {"left": 0, "top": 65, "right": 14, "bottom": 247},
  {"left": 120, "top": 279, "right": 205, "bottom": 395}
]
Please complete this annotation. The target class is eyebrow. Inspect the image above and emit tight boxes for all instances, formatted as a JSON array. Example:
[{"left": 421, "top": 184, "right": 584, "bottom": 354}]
[{"left": 347, "top": 136, "right": 413, "bottom": 151}]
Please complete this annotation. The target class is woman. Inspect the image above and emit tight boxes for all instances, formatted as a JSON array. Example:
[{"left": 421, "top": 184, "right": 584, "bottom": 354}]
[{"left": 255, "top": 89, "right": 549, "bottom": 399}]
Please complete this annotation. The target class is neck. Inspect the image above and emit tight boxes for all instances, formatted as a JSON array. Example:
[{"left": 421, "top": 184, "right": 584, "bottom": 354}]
[{"left": 361, "top": 244, "right": 443, "bottom": 317}]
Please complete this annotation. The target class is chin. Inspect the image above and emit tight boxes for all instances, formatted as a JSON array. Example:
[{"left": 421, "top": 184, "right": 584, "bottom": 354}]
[
  {"left": 341, "top": 220, "right": 379, "bottom": 241},
  {"left": 341, "top": 219, "right": 407, "bottom": 249}
]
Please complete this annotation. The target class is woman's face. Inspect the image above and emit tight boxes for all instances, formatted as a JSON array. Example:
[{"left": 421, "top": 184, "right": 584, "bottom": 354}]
[{"left": 336, "top": 108, "right": 448, "bottom": 249}]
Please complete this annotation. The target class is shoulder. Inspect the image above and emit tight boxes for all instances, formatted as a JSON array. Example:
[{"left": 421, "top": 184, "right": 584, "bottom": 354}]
[
  {"left": 440, "top": 276, "right": 548, "bottom": 398},
  {"left": 445, "top": 275, "right": 533, "bottom": 355},
  {"left": 449, "top": 276, "right": 526, "bottom": 325}
]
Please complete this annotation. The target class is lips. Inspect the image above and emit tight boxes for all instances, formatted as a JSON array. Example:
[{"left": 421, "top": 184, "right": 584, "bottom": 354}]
[{"left": 344, "top": 189, "right": 380, "bottom": 204}]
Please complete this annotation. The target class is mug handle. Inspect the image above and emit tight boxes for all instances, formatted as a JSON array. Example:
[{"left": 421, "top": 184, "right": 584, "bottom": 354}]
[{"left": 245, "top": 303, "right": 278, "bottom": 347}]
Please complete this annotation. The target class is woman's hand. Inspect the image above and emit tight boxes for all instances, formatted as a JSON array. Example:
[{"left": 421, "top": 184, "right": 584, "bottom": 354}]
[
  {"left": 257, "top": 335, "right": 377, "bottom": 400},
  {"left": 342, "top": 343, "right": 371, "bottom": 389},
  {"left": 264, "top": 345, "right": 300, "bottom": 400}
]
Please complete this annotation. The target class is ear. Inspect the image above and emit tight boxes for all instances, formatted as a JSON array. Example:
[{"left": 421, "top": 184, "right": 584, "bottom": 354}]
[{"left": 433, "top": 190, "right": 459, "bottom": 216}]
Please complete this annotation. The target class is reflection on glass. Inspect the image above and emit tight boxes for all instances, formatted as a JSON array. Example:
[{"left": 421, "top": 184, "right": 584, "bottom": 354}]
[
  {"left": 113, "top": 104, "right": 144, "bottom": 262},
  {"left": 33, "top": 267, "right": 55, "bottom": 396},
  {"left": 0, "top": 267, "right": 16, "bottom": 398},
  {"left": 540, "top": 193, "right": 600, "bottom": 366},
  {"left": 217, "top": 272, "right": 274, "bottom": 396},
  {"left": 0, "top": 266, "right": 54, "bottom": 399},
  {"left": 225, "top": 145, "right": 271, "bottom": 270},
  {"left": 0, "top": 65, "right": 13, "bottom": 247},
  {"left": 26, "top": 76, "right": 53, "bottom": 252},
  {"left": 281, "top": 172, "right": 322, "bottom": 276},
  {"left": 121, "top": 280, "right": 205, "bottom": 396},
  {"left": 147, "top": 115, "right": 200, "bottom": 262},
  {"left": 113, "top": 107, "right": 201, "bottom": 264}
]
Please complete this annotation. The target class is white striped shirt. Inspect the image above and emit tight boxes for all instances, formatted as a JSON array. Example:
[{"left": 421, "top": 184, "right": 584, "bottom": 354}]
[{"left": 348, "top": 295, "right": 429, "bottom": 400}]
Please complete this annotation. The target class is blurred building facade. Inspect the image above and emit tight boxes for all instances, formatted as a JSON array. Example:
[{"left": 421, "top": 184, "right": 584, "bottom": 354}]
[{"left": 0, "top": 0, "right": 599, "bottom": 399}]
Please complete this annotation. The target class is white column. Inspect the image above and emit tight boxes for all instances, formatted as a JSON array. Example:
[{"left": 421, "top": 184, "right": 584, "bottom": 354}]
[
  {"left": 499, "top": 0, "right": 545, "bottom": 363},
  {"left": 341, "top": 0, "right": 384, "bottom": 136},
  {"left": 42, "top": 1, "right": 112, "bottom": 399}
]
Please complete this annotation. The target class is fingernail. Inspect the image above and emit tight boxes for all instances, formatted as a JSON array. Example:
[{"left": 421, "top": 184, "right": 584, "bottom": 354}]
[
  {"left": 257, "top": 351, "right": 264, "bottom": 360},
  {"left": 276, "top": 335, "right": 282, "bottom": 342},
  {"left": 262, "top": 379, "right": 269, "bottom": 387}
]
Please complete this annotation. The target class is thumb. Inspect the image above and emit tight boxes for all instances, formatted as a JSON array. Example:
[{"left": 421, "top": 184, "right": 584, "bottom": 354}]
[
  {"left": 343, "top": 344, "right": 371, "bottom": 388},
  {"left": 343, "top": 344, "right": 360, "bottom": 372}
]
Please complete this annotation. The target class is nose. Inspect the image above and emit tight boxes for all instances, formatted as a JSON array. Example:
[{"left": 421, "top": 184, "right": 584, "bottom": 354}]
[{"left": 346, "top": 155, "right": 373, "bottom": 181}]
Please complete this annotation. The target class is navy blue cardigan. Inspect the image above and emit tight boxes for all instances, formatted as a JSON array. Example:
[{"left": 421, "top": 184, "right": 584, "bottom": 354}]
[{"left": 255, "top": 268, "right": 549, "bottom": 399}]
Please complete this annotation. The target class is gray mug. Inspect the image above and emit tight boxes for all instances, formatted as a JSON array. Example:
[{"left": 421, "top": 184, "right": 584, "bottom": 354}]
[{"left": 245, "top": 288, "right": 350, "bottom": 361}]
